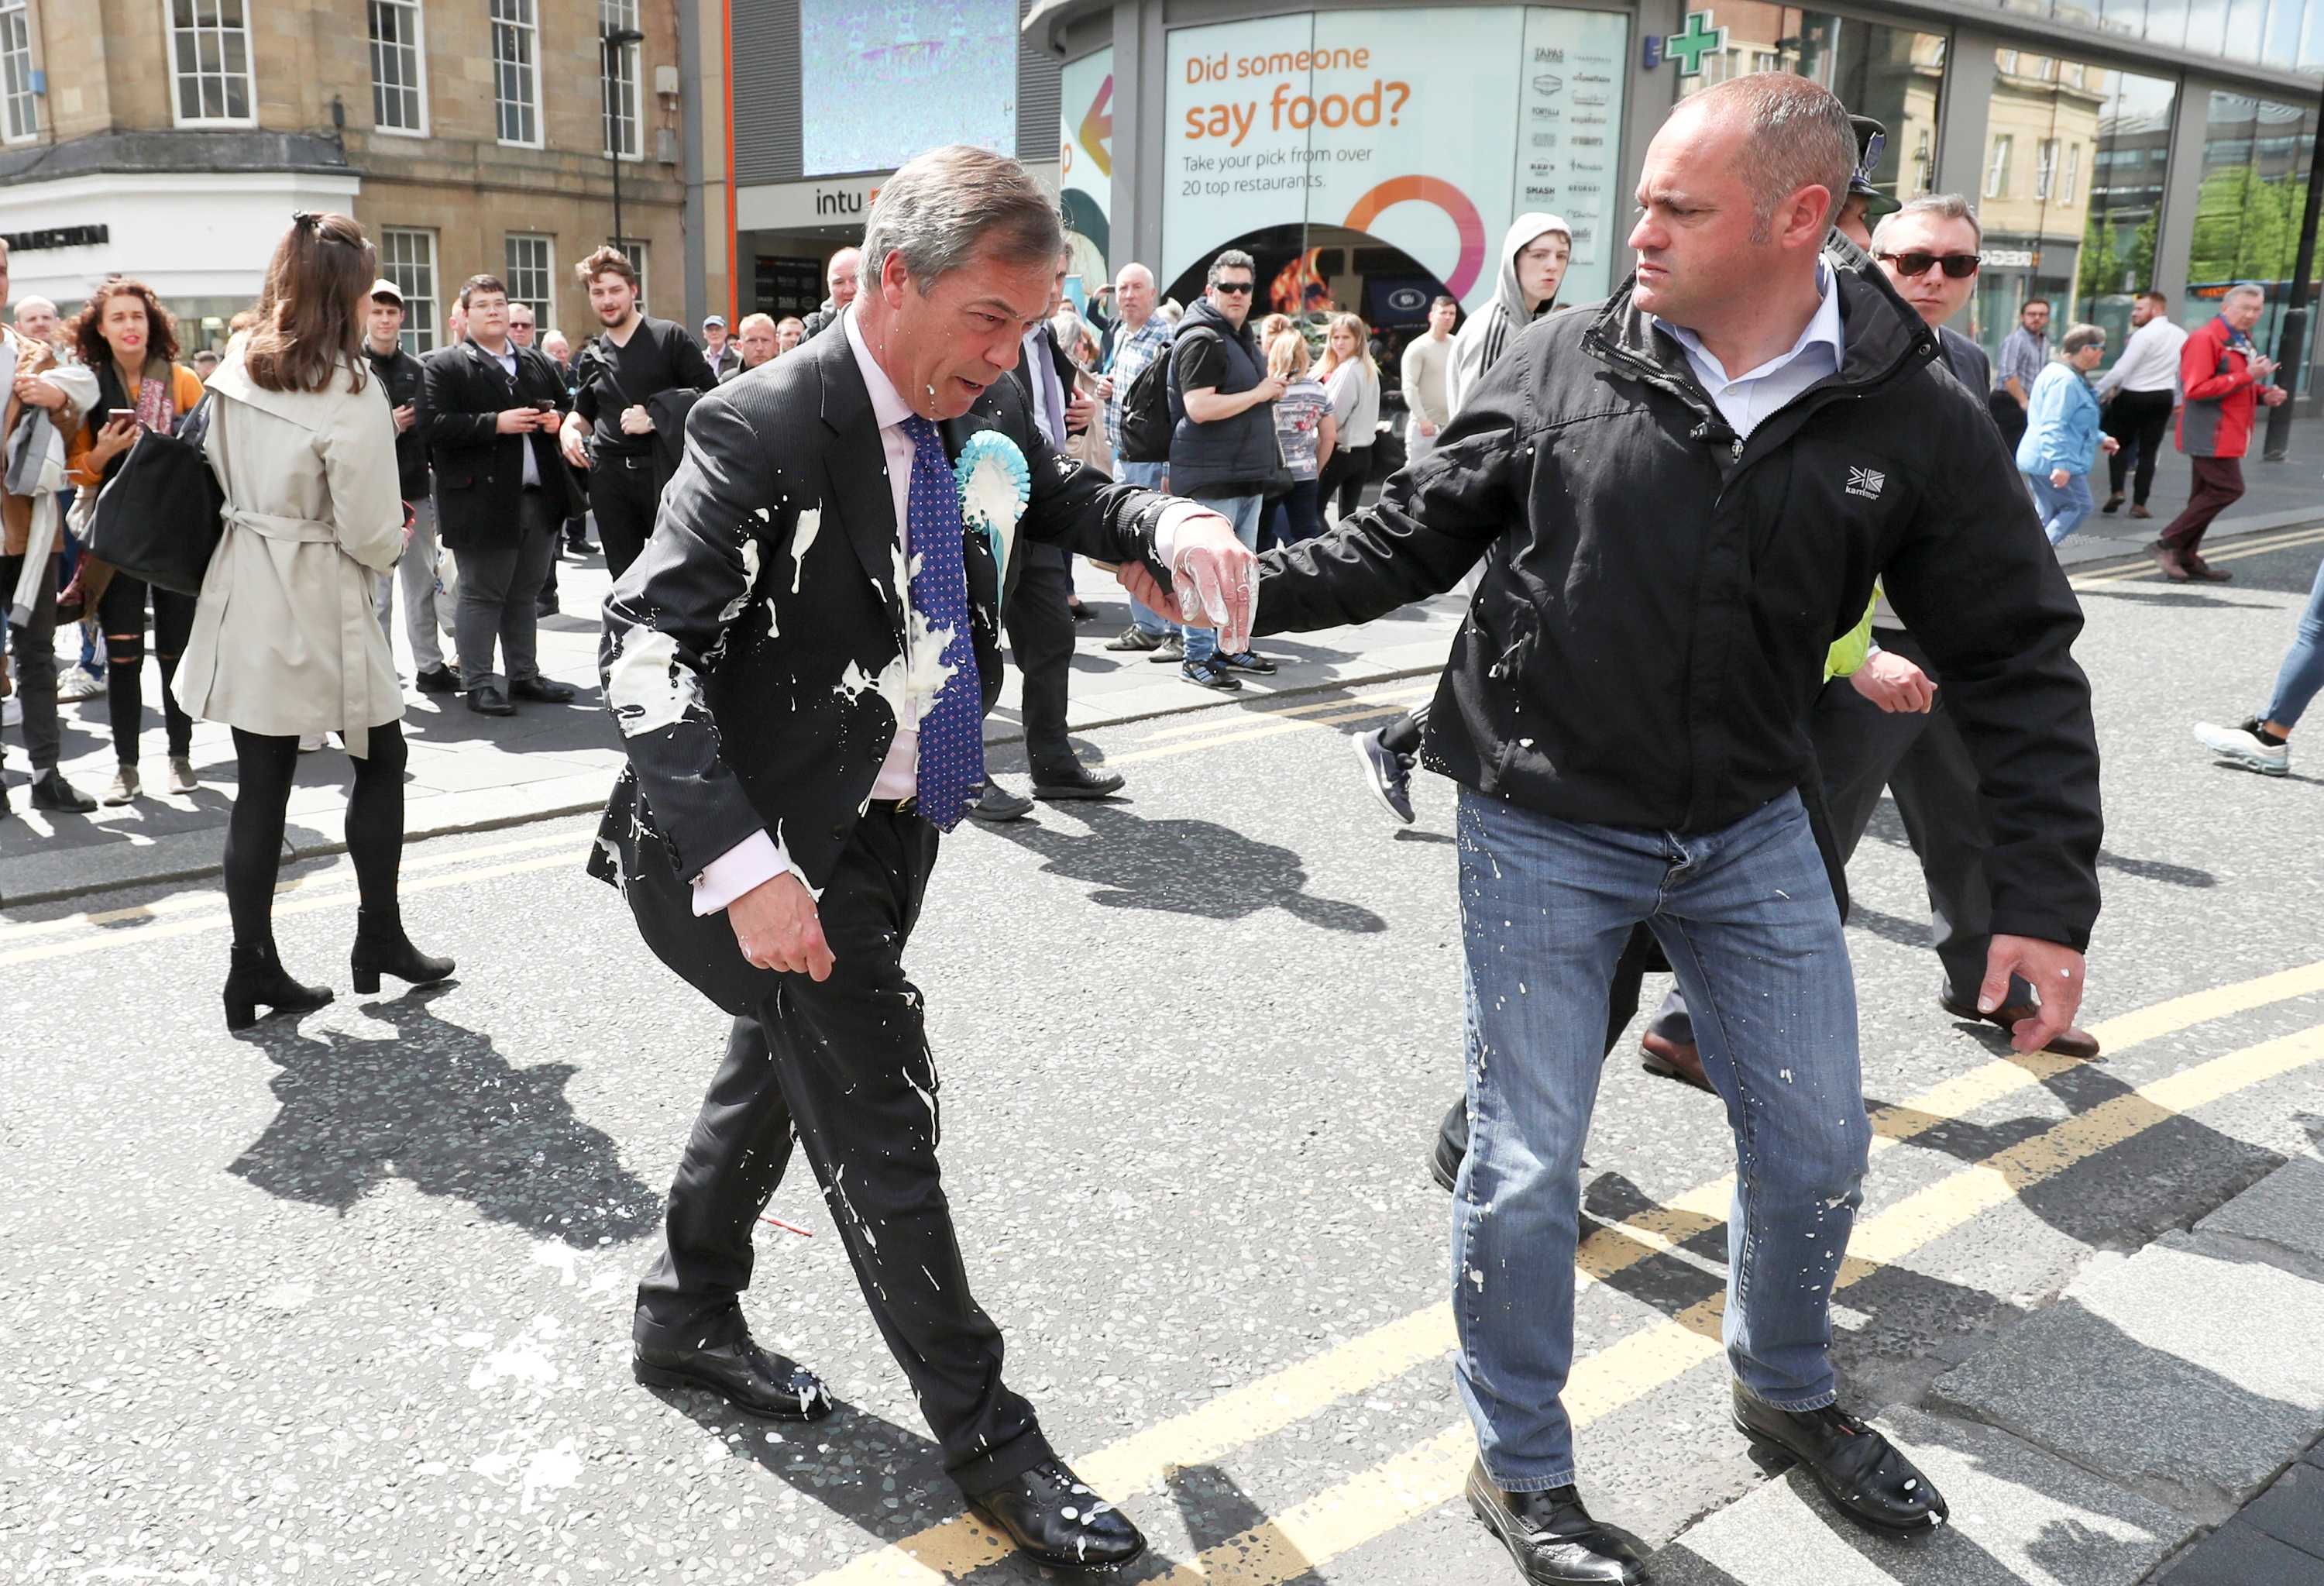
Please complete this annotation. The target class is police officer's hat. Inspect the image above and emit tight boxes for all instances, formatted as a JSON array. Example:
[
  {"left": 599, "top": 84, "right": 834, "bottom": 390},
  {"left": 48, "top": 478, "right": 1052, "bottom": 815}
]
[{"left": 1848, "top": 114, "right": 1899, "bottom": 220}]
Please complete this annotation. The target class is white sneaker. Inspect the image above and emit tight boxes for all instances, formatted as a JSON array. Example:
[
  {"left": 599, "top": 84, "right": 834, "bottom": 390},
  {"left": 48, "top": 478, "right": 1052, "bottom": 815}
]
[
  {"left": 57, "top": 668, "right": 104, "bottom": 701},
  {"left": 104, "top": 764, "right": 140, "bottom": 804},
  {"left": 0, "top": 697, "right": 18, "bottom": 729},
  {"left": 167, "top": 755, "right": 199, "bottom": 795},
  {"left": 2193, "top": 720, "right": 2290, "bottom": 776},
  {"left": 297, "top": 734, "right": 326, "bottom": 754}
]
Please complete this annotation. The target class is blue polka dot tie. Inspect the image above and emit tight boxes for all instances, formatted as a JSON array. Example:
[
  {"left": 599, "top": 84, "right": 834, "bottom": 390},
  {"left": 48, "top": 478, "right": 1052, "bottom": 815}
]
[{"left": 900, "top": 414, "right": 984, "bottom": 831}]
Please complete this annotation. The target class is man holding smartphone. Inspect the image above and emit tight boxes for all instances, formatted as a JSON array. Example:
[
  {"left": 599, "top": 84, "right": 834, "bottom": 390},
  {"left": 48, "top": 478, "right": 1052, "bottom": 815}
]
[{"left": 421, "top": 274, "right": 582, "bottom": 717}]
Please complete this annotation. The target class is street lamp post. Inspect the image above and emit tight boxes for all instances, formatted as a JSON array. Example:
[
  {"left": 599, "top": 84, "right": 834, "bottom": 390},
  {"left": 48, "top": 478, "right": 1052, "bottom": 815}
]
[{"left": 601, "top": 26, "right": 646, "bottom": 252}]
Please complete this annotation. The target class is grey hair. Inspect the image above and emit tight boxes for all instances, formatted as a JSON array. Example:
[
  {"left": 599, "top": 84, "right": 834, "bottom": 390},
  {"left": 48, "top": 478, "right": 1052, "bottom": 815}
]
[
  {"left": 1686, "top": 73, "right": 1857, "bottom": 241},
  {"left": 2223, "top": 282, "right": 2266, "bottom": 307},
  {"left": 1207, "top": 249, "right": 1257, "bottom": 287},
  {"left": 858, "top": 146, "right": 1063, "bottom": 294},
  {"left": 1871, "top": 192, "right": 1983, "bottom": 251},
  {"left": 2060, "top": 323, "right": 2106, "bottom": 356}
]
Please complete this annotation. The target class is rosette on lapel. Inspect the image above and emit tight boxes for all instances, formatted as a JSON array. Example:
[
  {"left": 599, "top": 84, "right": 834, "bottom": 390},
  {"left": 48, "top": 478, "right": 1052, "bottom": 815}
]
[{"left": 953, "top": 429, "right": 1030, "bottom": 591}]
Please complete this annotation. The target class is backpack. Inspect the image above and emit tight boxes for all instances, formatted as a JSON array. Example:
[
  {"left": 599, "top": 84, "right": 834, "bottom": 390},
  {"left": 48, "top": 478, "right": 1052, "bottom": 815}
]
[
  {"left": 87, "top": 395, "right": 224, "bottom": 597},
  {"left": 1115, "top": 338, "right": 1181, "bottom": 464}
]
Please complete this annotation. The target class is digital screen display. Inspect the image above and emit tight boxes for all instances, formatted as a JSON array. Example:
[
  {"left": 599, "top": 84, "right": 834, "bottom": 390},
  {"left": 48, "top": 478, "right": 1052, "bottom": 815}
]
[{"left": 800, "top": 0, "right": 1019, "bottom": 177}]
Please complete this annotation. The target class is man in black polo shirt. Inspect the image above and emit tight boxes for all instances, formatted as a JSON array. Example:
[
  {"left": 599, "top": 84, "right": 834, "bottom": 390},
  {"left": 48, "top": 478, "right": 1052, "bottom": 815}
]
[{"left": 556, "top": 245, "right": 718, "bottom": 580}]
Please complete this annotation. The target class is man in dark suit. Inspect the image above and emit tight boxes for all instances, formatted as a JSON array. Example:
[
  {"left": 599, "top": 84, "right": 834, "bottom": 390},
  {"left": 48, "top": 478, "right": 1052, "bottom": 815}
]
[
  {"left": 589, "top": 145, "right": 1255, "bottom": 1573},
  {"left": 976, "top": 243, "right": 1122, "bottom": 821},
  {"left": 421, "top": 274, "right": 581, "bottom": 717}
]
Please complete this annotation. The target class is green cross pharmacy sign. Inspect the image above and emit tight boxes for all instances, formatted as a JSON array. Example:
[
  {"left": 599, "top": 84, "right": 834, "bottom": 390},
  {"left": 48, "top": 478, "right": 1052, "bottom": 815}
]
[{"left": 1656, "top": 9, "right": 1728, "bottom": 75}]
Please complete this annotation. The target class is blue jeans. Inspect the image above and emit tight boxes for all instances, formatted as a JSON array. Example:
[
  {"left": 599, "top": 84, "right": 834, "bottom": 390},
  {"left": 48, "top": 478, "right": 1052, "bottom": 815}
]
[
  {"left": 1452, "top": 787, "right": 1868, "bottom": 1490},
  {"left": 2026, "top": 470, "right": 2095, "bottom": 545},
  {"left": 1115, "top": 459, "right": 1172, "bottom": 637},
  {"left": 1182, "top": 494, "right": 1263, "bottom": 666},
  {"left": 2261, "top": 552, "right": 2324, "bottom": 729}
]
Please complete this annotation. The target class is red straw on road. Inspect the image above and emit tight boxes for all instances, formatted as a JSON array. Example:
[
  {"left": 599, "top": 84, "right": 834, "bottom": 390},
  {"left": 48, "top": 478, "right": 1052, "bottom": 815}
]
[{"left": 759, "top": 1214, "right": 814, "bottom": 1238}]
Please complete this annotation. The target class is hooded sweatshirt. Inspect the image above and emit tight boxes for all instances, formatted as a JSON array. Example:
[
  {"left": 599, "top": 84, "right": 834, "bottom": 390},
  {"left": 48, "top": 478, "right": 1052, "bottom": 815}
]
[{"left": 1447, "top": 212, "right": 1570, "bottom": 416}]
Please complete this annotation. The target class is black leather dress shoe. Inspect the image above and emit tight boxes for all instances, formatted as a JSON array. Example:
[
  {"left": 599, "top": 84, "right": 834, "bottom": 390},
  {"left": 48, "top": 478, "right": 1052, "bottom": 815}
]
[
  {"left": 510, "top": 676, "right": 577, "bottom": 704},
  {"left": 969, "top": 781, "right": 1034, "bottom": 823},
  {"left": 467, "top": 685, "right": 516, "bottom": 717},
  {"left": 1030, "top": 762, "right": 1124, "bottom": 800},
  {"left": 968, "top": 1460, "right": 1145, "bottom": 1571},
  {"left": 632, "top": 1335, "right": 836, "bottom": 1422},
  {"left": 1431, "top": 1094, "right": 1468, "bottom": 1193},
  {"left": 414, "top": 663, "right": 461, "bottom": 695},
  {"left": 1731, "top": 1383, "right": 1948, "bottom": 1534},
  {"left": 29, "top": 769, "right": 98, "bottom": 814},
  {"left": 1465, "top": 1461, "right": 1652, "bottom": 1584}
]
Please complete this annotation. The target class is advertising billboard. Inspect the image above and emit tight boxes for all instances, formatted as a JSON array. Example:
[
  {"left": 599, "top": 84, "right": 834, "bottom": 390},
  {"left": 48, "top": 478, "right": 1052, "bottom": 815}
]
[
  {"left": 1060, "top": 48, "right": 1115, "bottom": 261},
  {"left": 800, "top": 0, "right": 1019, "bottom": 177},
  {"left": 1160, "top": 7, "right": 1628, "bottom": 311}
]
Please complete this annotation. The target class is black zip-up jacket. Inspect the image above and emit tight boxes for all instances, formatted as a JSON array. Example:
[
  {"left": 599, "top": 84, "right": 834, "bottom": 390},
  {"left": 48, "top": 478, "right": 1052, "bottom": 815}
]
[
  {"left": 364, "top": 341, "right": 429, "bottom": 499},
  {"left": 1254, "top": 266, "right": 2103, "bottom": 951}
]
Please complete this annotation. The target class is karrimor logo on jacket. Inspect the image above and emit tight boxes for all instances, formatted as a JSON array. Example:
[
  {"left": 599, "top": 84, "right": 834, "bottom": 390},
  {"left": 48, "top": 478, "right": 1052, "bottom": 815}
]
[{"left": 1845, "top": 466, "right": 1886, "bottom": 501}]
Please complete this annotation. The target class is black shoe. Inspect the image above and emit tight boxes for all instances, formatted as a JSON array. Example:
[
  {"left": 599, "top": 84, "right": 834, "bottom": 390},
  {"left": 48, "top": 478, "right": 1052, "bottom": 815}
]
[
  {"left": 632, "top": 1333, "right": 836, "bottom": 1423},
  {"left": 968, "top": 1460, "right": 1146, "bottom": 1572},
  {"left": 1031, "top": 762, "right": 1125, "bottom": 800},
  {"left": 223, "top": 943, "right": 335, "bottom": 1032},
  {"left": 467, "top": 684, "right": 516, "bottom": 717},
  {"left": 350, "top": 907, "right": 455, "bottom": 996},
  {"left": 1180, "top": 657, "right": 1243, "bottom": 691},
  {"left": 1431, "top": 1096, "right": 1468, "bottom": 1193},
  {"left": 29, "top": 769, "right": 98, "bottom": 814},
  {"left": 1730, "top": 1383, "right": 1948, "bottom": 1535},
  {"left": 535, "top": 594, "right": 561, "bottom": 617},
  {"left": 1145, "top": 635, "right": 1186, "bottom": 663},
  {"left": 566, "top": 537, "right": 596, "bottom": 556},
  {"left": 1353, "top": 727, "right": 1416, "bottom": 824},
  {"left": 2101, "top": 493, "right": 2125, "bottom": 514},
  {"left": 509, "top": 676, "right": 577, "bottom": 704},
  {"left": 1465, "top": 1460, "right": 1652, "bottom": 1584},
  {"left": 968, "top": 781, "right": 1034, "bottom": 823},
  {"left": 1067, "top": 597, "right": 1097, "bottom": 624},
  {"left": 414, "top": 663, "right": 461, "bottom": 695},
  {"left": 1217, "top": 648, "right": 1277, "bottom": 674},
  {"left": 1104, "top": 626, "right": 1165, "bottom": 652}
]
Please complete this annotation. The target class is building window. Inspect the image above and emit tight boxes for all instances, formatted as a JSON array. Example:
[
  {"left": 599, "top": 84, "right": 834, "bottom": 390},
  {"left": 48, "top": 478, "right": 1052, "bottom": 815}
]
[
  {"left": 491, "top": 0, "right": 540, "bottom": 146},
  {"left": 505, "top": 234, "right": 553, "bottom": 332},
  {"left": 1987, "top": 135, "right": 2015, "bottom": 198},
  {"left": 617, "top": 238, "right": 650, "bottom": 311},
  {"left": 0, "top": 0, "right": 36, "bottom": 143},
  {"left": 379, "top": 227, "right": 440, "bottom": 356},
  {"left": 2036, "top": 138, "right": 2059, "bottom": 200},
  {"left": 2061, "top": 143, "right": 2080, "bottom": 204},
  {"left": 600, "top": 0, "right": 641, "bottom": 160},
  {"left": 170, "top": 0, "right": 254, "bottom": 126},
  {"left": 369, "top": 0, "right": 428, "bottom": 135}
]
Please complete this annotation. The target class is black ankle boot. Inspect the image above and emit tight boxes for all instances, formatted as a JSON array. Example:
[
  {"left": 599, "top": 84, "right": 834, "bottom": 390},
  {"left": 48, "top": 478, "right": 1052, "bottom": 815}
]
[
  {"left": 224, "top": 943, "right": 335, "bottom": 1030},
  {"left": 350, "top": 907, "right": 455, "bottom": 994}
]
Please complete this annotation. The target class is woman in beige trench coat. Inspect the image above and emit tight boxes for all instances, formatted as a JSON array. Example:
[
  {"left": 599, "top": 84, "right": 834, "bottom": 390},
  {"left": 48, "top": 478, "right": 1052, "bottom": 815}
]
[{"left": 177, "top": 212, "right": 453, "bottom": 1030}]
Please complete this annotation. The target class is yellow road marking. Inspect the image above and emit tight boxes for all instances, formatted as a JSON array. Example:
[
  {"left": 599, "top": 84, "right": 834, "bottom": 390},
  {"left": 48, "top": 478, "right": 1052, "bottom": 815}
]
[
  {"left": 796, "top": 976, "right": 2324, "bottom": 1584},
  {"left": 2071, "top": 522, "right": 2324, "bottom": 587},
  {"left": 1136, "top": 1020, "right": 2324, "bottom": 1586},
  {"left": 0, "top": 827, "right": 586, "bottom": 946},
  {"left": 0, "top": 849, "right": 587, "bottom": 968}
]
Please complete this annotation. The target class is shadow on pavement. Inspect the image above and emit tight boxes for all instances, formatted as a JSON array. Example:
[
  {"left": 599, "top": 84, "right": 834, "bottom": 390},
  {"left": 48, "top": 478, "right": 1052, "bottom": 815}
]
[
  {"left": 980, "top": 800, "right": 1385, "bottom": 934},
  {"left": 227, "top": 983, "right": 661, "bottom": 1243}
]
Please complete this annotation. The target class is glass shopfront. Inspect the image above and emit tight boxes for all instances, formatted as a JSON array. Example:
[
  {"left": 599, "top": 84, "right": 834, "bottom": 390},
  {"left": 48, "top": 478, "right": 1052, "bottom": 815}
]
[{"left": 2184, "top": 89, "right": 2321, "bottom": 390}]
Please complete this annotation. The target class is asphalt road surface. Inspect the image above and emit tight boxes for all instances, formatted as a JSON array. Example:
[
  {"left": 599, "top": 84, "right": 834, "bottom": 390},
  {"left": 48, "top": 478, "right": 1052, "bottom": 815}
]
[{"left": 5, "top": 530, "right": 2322, "bottom": 1585}]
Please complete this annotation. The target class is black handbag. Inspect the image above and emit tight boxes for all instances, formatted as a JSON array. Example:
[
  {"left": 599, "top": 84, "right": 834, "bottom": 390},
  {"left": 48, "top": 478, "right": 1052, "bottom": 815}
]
[{"left": 87, "top": 397, "right": 224, "bottom": 596}]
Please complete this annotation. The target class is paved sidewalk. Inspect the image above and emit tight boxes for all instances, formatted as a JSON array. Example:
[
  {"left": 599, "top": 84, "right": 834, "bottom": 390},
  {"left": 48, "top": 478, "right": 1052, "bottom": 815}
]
[
  {"left": 0, "top": 545, "right": 1466, "bottom": 907},
  {"left": 1655, "top": 1150, "right": 2324, "bottom": 1586},
  {"left": 3, "top": 469, "right": 2316, "bottom": 909}
]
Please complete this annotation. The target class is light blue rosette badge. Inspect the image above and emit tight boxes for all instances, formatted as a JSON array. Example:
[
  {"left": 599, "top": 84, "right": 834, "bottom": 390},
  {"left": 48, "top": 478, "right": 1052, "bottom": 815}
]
[{"left": 954, "top": 431, "right": 1030, "bottom": 588}]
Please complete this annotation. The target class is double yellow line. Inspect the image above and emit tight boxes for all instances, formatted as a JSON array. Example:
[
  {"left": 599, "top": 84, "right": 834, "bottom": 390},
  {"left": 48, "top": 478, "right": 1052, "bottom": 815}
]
[
  {"left": 798, "top": 961, "right": 2324, "bottom": 1585},
  {"left": 2070, "top": 521, "right": 2324, "bottom": 588}
]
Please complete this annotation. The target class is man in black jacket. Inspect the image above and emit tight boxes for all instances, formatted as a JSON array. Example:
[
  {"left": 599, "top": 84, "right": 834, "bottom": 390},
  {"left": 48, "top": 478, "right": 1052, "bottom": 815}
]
[
  {"left": 363, "top": 278, "right": 457, "bottom": 693},
  {"left": 588, "top": 145, "right": 1253, "bottom": 1574},
  {"left": 555, "top": 246, "right": 718, "bottom": 580},
  {"left": 422, "top": 274, "right": 581, "bottom": 717},
  {"left": 1192, "top": 77, "right": 2102, "bottom": 1584}
]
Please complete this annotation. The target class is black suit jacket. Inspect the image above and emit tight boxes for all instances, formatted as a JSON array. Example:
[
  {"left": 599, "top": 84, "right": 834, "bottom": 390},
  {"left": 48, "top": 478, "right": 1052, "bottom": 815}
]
[
  {"left": 590, "top": 321, "right": 1177, "bottom": 1013},
  {"left": 421, "top": 338, "right": 580, "bottom": 549}
]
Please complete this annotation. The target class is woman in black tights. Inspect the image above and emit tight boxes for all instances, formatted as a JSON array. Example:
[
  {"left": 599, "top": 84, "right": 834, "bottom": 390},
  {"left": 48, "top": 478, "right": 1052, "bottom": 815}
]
[{"left": 174, "top": 212, "right": 451, "bottom": 1028}]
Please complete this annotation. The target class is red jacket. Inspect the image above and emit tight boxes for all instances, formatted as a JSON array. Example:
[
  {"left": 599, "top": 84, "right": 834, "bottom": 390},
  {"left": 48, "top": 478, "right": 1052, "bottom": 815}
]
[{"left": 2176, "top": 315, "right": 2262, "bottom": 459}]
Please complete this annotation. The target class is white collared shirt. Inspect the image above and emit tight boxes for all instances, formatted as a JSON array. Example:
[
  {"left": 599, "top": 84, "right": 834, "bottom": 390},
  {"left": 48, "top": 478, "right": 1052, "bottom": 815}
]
[
  {"left": 2095, "top": 315, "right": 2189, "bottom": 401},
  {"left": 486, "top": 342, "right": 542, "bottom": 489},
  {"left": 691, "top": 304, "right": 1216, "bottom": 915},
  {"left": 1650, "top": 263, "right": 1845, "bottom": 442}
]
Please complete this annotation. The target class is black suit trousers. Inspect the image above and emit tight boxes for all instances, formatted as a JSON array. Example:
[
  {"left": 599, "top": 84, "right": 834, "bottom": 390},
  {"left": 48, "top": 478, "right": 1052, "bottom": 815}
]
[
  {"left": 592, "top": 453, "right": 665, "bottom": 583},
  {"left": 2103, "top": 389, "right": 2174, "bottom": 506},
  {"left": 1003, "top": 542, "right": 1078, "bottom": 774},
  {"left": 632, "top": 806, "right": 1054, "bottom": 1495}
]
